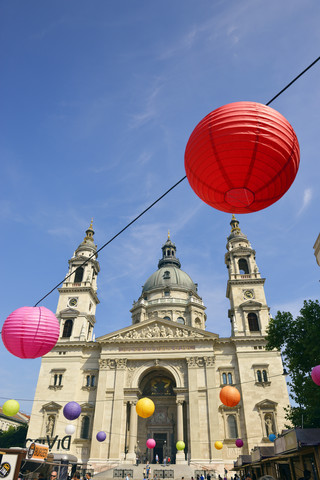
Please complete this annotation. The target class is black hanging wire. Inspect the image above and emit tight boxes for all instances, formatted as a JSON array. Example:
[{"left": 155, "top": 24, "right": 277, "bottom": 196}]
[{"left": 34, "top": 55, "right": 320, "bottom": 307}]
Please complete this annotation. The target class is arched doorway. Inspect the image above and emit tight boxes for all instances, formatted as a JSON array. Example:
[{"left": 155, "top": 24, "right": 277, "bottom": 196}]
[{"left": 137, "top": 369, "right": 177, "bottom": 464}]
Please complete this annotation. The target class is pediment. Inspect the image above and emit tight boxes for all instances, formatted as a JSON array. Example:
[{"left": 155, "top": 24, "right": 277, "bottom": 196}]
[
  {"left": 97, "top": 318, "right": 217, "bottom": 343},
  {"left": 58, "top": 307, "right": 80, "bottom": 316},
  {"left": 42, "top": 401, "right": 62, "bottom": 411},
  {"left": 239, "top": 300, "right": 262, "bottom": 309},
  {"left": 80, "top": 402, "right": 94, "bottom": 411},
  {"left": 256, "top": 399, "right": 278, "bottom": 409}
]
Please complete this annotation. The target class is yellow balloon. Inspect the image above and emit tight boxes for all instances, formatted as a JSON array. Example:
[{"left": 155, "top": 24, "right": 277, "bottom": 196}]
[
  {"left": 136, "top": 398, "right": 155, "bottom": 418},
  {"left": 214, "top": 441, "right": 223, "bottom": 450},
  {"left": 3, "top": 399, "right": 20, "bottom": 417}
]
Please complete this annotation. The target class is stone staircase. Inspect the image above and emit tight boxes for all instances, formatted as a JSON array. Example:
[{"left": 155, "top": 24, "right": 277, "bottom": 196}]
[{"left": 94, "top": 463, "right": 219, "bottom": 480}]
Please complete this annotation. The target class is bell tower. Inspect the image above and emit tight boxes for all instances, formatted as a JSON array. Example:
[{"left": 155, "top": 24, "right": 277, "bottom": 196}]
[
  {"left": 225, "top": 215, "right": 270, "bottom": 337},
  {"left": 56, "top": 220, "right": 100, "bottom": 342}
]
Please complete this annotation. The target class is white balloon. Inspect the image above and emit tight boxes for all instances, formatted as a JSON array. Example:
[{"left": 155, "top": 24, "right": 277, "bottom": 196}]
[{"left": 65, "top": 424, "right": 76, "bottom": 435}]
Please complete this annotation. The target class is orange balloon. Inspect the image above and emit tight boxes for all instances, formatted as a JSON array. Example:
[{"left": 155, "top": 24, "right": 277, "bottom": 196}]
[
  {"left": 136, "top": 398, "right": 155, "bottom": 418},
  {"left": 219, "top": 386, "right": 240, "bottom": 407}
]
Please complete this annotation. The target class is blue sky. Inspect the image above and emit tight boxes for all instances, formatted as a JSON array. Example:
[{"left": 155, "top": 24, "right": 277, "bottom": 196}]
[{"left": 1, "top": 0, "right": 320, "bottom": 415}]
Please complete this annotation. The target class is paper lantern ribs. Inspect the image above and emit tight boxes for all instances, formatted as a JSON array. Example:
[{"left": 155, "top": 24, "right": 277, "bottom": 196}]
[{"left": 185, "top": 101, "right": 300, "bottom": 214}]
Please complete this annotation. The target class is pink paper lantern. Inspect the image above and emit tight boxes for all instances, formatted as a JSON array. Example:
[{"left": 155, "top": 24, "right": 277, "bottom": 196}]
[
  {"left": 311, "top": 365, "right": 320, "bottom": 386},
  {"left": 146, "top": 438, "right": 156, "bottom": 449},
  {"left": 1, "top": 306, "right": 60, "bottom": 359}
]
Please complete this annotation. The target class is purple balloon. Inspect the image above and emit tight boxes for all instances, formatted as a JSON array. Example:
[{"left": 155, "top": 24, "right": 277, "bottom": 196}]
[
  {"left": 96, "top": 431, "right": 107, "bottom": 442},
  {"left": 63, "top": 402, "right": 81, "bottom": 421},
  {"left": 235, "top": 439, "right": 243, "bottom": 448},
  {"left": 311, "top": 365, "right": 320, "bottom": 386}
]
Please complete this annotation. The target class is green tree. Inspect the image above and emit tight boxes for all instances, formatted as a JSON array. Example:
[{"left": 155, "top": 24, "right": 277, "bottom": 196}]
[
  {"left": 0, "top": 424, "right": 28, "bottom": 448},
  {"left": 266, "top": 299, "right": 320, "bottom": 428}
]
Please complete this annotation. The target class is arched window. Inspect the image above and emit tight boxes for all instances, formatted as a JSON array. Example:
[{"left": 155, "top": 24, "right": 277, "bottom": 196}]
[
  {"left": 257, "top": 370, "right": 262, "bottom": 382},
  {"left": 176, "top": 317, "right": 185, "bottom": 324},
  {"left": 227, "top": 415, "right": 238, "bottom": 438},
  {"left": 86, "top": 375, "right": 90, "bottom": 387},
  {"left": 54, "top": 374, "right": 58, "bottom": 386},
  {"left": 74, "top": 267, "right": 84, "bottom": 283},
  {"left": 164, "top": 316, "right": 171, "bottom": 321},
  {"left": 195, "top": 318, "right": 202, "bottom": 328},
  {"left": 228, "top": 373, "right": 233, "bottom": 385},
  {"left": 238, "top": 259, "right": 249, "bottom": 274},
  {"left": 248, "top": 313, "right": 260, "bottom": 331},
  {"left": 222, "top": 373, "right": 227, "bottom": 385},
  {"left": 263, "top": 370, "right": 268, "bottom": 382},
  {"left": 80, "top": 416, "right": 90, "bottom": 439},
  {"left": 62, "top": 319, "right": 73, "bottom": 338}
]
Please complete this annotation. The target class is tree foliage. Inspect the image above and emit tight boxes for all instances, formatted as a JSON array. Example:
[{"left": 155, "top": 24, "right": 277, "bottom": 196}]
[
  {"left": 0, "top": 424, "right": 28, "bottom": 448},
  {"left": 266, "top": 299, "right": 320, "bottom": 428}
]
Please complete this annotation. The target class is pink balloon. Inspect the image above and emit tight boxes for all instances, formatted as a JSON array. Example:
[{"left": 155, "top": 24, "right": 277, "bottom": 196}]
[
  {"left": 1, "top": 306, "right": 60, "bottom": 359},
  {"left": 146, "top": 438, "right": 156, "bottom": 449},
  {"left": 311, "top": 365, "right": 320, "bottom": 386},
  {"left": 235, "top": 439, "right": 243, "bottom": 448}
]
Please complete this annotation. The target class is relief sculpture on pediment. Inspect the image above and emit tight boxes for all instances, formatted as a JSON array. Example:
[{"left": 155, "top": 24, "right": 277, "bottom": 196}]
[{"left": 109, "top": 323, "right": 204, "bottom": 341}]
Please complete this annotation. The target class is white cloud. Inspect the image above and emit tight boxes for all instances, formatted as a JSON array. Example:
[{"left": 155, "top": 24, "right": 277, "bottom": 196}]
[{"left": 297, "top": 188, "right": 312, "bottom": 216}]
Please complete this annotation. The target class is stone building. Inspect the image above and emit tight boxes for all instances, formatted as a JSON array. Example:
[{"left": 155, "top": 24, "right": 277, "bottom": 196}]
[{"left": 27, "top": 217, "right": 290, "bottom": 473}]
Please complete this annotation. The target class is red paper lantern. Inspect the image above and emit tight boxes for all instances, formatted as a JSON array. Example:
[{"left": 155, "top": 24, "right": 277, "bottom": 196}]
[
  {"left": 1, "top": 306, "right": 60, "bottom": 359},
  {"left": 311, "top": 365, "right": 320, "bottom": 386},
  {"left": 220, "top": 385, "right": 241, "bottom": 407},
  {"left": 185, "top": 101, "right": 300, "bottom": 213}
]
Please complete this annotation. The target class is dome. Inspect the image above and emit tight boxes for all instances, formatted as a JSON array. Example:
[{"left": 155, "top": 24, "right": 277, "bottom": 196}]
[
  {"left": 142, "top": 234, "right": 198, "bottom": 294},
  {"left": 142, "top": 266, "right": 197, "bottom": 293}
]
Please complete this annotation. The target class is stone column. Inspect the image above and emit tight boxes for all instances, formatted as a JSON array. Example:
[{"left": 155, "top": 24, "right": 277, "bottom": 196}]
[
  {"left": 89, "top": 359, "right": 115, "bottom": 463},
  {"left": 204, "top": 355, "right": 217, "bottom": 461},
  {"left": 177, "top": 400, "right": 184, "bottom": 441},
  {"left": 176, "top": 399, "right": 187, "bottom": 464},
  {"left": 126, "top": 401, "right": 138, "bottom": 463},
  {"left": 186, "top": 357, "right": 201, "bottom": 462},
  {"left": 109, "top": 358, "right": 127, "bottom": 460}
]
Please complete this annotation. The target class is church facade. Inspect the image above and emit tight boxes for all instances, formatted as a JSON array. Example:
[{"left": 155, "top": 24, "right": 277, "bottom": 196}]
[{"left": 27, "top": 217, "right": 290, "bottom": 472}]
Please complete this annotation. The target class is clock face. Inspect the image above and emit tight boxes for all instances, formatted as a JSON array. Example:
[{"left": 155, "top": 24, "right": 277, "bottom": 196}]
[
  {"left": 244, "top": 290, "right": 254, "bottom": 299},
  {"left": 69, "top": 297, "right": 78, "bottom": 307}
]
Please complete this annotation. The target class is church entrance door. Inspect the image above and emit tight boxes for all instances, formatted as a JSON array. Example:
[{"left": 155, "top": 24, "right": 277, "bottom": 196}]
[{"left": 153, "top": 433, "right": 167, "bottom": 463}]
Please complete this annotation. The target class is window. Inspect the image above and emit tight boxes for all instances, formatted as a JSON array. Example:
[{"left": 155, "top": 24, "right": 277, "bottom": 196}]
[
  {"left": 54, "top": 374, "right": 63, "bottom": 386},
  {"left": 219, "top": 404, "right": 241, "bottom": 441},
  {"left": 164, "top": 291, "right": 170, "bottom": 297},
  {"left": 164, "top": 316, "right": 171, "bottom": 321},
  {"left": 62, "top": 319, "right": 73, "bottom": 338},
  {"left": 253, "top": 365, "right": 270, "bottom": 385},
  {"left": 86, "top": 375, "right": 95, "bottom": 387},
  {"left": 238, "top": 258, "right": 249, "bottom": 274},
  {"left": 74, "top": 267, "right": 84, "bottom": 283},
  {"left": 83, "top": 371, "right": 98, "bottom": 390},
  {"left": 248, "top": 313, "right": 260, "bottom": 331},
  {"left": 80, "top": 416, "right": 90, "bottom": 439},
  {"left": 163, "top": 271, "right": 170, "bottom": 279},
  {"left": 176, "top": 317, "right": 185, "bottom": 324},
  {"left": 50, "top": 369, "right": 65, "bottom": 389},
  {"left": 194, "top": 317, "right": 202, "bottom": 328},
  {"left": 227, "top": 415, "right": 238, "bottom": 438},
  {"left": 220, "top": 369, "right": 235, "bottom": 386}
]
